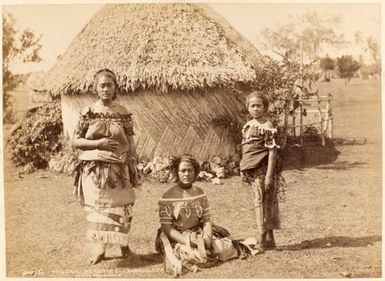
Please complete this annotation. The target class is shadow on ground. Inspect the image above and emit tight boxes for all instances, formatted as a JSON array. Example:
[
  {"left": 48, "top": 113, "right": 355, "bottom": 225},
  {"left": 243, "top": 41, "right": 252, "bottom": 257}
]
[
  {"left": 278, "top": 235, "right": 381, "bottom": 251},
  {"left": 314, "top": 161, "right": 366, "bottom": 170},
  {"left": 115, "top": 252, "right": 162, "bottom": 268},
  {"left": 282, "top": 143, "right": 341, "bottom": 170},
  {"left": 282, "top": 137, "right": 370, "bottom": 171}
]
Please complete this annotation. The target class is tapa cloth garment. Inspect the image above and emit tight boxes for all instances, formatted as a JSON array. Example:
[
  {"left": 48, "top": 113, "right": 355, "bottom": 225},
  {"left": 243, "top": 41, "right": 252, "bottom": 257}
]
[
  {"left": 240, "top": 119, "right": 280, "bottom": 172},
  {"left": 85, "top": 204, "right": 133, "bottom": 246},
  {"left": 242, "top": 165, "right": 280, "bottom": 234},
  {"left": 155, "top": 194, "right": 240, "bottom": 276},
  {"left": 240, "top": 119, "right": 282, "bottom": 234},
  {"left": 73, "top": 104, "right": 141, "bottom": 245},
  {"left": 73, "top": 105, "right": 140, "bottom": 208}
]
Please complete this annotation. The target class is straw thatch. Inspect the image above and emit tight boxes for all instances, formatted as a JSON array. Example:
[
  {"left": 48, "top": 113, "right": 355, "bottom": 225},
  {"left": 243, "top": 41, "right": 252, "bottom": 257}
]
[
  {"left": 45, "top": 3, "right": 265, "bottom": 94},
  {"left": 46, "top": 3, "right": 266, "bottom": 161}
]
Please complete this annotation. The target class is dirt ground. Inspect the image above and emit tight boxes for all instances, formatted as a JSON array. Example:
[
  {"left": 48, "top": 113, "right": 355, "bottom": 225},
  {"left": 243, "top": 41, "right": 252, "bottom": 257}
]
[{"left": 3, "top": 78, "right": 382, "bottom": 278}]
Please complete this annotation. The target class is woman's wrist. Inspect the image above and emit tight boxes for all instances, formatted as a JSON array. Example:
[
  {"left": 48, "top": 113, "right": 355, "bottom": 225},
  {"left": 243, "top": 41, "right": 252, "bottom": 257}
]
[
  {"left": 203, "top": 231, "right": 211, "bottom": 241},
  {"left": 96, "top": 139, "right": 101, "bottom": 149}
]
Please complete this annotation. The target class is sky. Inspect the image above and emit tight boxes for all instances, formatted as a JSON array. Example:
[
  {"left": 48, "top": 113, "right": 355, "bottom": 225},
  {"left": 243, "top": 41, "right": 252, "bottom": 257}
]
[{"left": 2, "top": 1, "right": 381, "bottom": 74}]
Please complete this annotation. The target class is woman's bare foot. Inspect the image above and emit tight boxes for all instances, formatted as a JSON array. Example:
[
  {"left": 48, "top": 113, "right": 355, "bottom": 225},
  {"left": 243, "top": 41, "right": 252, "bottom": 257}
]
[
  {"left": 88, "top": 252, "right": 105, "bottom": 265},
  {"left": 88, "top": 242, "right": 106, "bottom": 265},
  {"left": 120, "top": 246, "right": 132, "bottom": 258}
]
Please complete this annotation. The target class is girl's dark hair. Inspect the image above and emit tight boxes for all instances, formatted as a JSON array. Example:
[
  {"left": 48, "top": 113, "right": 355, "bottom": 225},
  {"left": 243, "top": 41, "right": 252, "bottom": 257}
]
[
  {"left": 93, "top": 68, "right": 118, "bottom": 100},
  {"left": 170, "top": 154, "right": 200, "bottom": 183},
  {"left": 246, "top": 91, "right": 270, "bottom": 113}
]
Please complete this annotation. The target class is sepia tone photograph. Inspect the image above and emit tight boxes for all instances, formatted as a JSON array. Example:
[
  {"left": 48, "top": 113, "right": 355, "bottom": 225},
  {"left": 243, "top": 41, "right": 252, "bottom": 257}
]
[{"left": 1, "top": 0, "right": 382, "bottom": 278}]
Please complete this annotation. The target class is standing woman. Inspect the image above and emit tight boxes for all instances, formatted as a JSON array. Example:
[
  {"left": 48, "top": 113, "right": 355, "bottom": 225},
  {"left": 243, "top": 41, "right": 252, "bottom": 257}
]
[{"left": 73, "top": 68, "right": 141, "bottom": 264}]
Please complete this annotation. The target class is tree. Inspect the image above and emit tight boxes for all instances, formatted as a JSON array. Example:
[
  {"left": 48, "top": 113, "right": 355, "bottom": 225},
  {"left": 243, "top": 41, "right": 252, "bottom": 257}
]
[
  {"left": 320, "top": 56, "right": 335, "bottom": 81},
  {"left": 354, "top": 31, "right": 380, "bottom": 77},
  {"left": 3, "top": 13, "right": 42, "bottom": 123},
  {"left": 261, "top": 12, "right": 346, "bottom": 82},
  {"left": 354, "top": 32, "right": 380, "bottom": 63},
  {"left": 366, "top": 36, "right": 380, "bottom": 63},
  {"left": 336, "top": 55, "right": 361, "bottom": 84},
  {"left": 253, "top": 56, "right": 300, "bottom": 127}
]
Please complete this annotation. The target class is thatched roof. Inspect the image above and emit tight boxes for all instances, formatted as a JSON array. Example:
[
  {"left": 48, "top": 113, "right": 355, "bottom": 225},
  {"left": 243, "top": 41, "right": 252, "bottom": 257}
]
[{"left": 46, "top": 3, "right": 265, "bottom": 95}]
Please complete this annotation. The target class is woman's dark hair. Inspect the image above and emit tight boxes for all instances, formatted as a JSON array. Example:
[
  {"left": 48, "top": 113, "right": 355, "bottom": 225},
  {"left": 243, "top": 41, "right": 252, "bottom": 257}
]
[
  {"left": 93, "top": 68, "right": 118, "bottom": 100},
  {"left": 170, "top": 154, "right": 200, "bottom": 183},
  {"left": 246, "top": 91, "right": 270, "bottom": 113}
]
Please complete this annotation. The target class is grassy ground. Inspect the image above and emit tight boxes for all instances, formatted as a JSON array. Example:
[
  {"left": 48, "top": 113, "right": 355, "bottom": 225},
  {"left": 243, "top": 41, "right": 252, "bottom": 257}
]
[{"left": 3, "top": 78, "right": 382, "bottom": 278}]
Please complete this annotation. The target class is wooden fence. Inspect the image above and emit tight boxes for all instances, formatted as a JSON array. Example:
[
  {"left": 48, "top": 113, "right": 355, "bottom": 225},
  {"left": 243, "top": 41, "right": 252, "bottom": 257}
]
[{"left": 282, "top": 93, "right": 334, "bottom": 146}]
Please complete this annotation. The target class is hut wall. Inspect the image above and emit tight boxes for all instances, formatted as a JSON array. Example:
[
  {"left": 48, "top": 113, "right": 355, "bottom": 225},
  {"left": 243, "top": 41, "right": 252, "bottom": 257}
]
[{"left": 62, "top": 90, "right": 246, "bottom": 160}]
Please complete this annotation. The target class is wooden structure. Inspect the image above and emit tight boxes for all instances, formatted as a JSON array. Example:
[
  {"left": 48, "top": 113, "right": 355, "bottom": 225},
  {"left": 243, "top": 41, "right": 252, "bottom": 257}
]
[
  {"left": 287, "top": 35, "right": 334, "bottom": 146},
  {"left": 45, "top": 3, "right": 266, "bottom": 161},
  {"left": 26, "top": 72, "right": 52, "bottom": 108},
  {"left": 282, "top": 93, "right": 334, "bottom": 146}
]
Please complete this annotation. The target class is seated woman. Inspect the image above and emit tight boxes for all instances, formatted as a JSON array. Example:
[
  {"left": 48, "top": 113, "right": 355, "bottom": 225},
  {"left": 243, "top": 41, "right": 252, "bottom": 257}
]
[{"left": 155, "top": 154, "right": 253, "bottom": 276}]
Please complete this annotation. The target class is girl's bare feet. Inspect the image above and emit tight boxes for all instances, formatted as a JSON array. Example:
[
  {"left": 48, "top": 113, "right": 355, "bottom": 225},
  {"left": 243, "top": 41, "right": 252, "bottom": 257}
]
[
  {"left": 88, "top": 242, "right": 106, "bottom": 265},
  {"left": 254, "top": 232, "right": 266, "bottom": 253},
  {"left": 265, "top": 230, "right": 276, "bottom": 250}
]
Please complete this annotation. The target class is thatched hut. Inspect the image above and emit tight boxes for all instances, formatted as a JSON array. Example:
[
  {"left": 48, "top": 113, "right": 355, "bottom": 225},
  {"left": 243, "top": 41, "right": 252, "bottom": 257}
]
[{"left": 45, "top": 3, "right": 265, "bottom": 161}]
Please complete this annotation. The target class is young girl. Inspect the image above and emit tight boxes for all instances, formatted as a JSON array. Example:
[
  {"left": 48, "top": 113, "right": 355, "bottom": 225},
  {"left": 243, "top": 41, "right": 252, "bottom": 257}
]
[
  {"left": 73, "top": 68, "right": 141, "bottom": 264},
  {"left": 240, "top": 91, "right": 282, "bottom": 253}
]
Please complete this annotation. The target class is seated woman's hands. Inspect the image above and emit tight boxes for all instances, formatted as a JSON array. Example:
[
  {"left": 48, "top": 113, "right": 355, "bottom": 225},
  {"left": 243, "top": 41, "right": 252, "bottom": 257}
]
[
  {"left": 202, "top": 223, "right": 213, "bottom": 250},
  {"left": 97, "top": 138, "right": 119, "bottom": 151},
  {"left": 186, "top": 231, "right": 213, "bottom": 250},
  {"left": 203, "top": 234, "right": 213, "bottom": 249}
]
